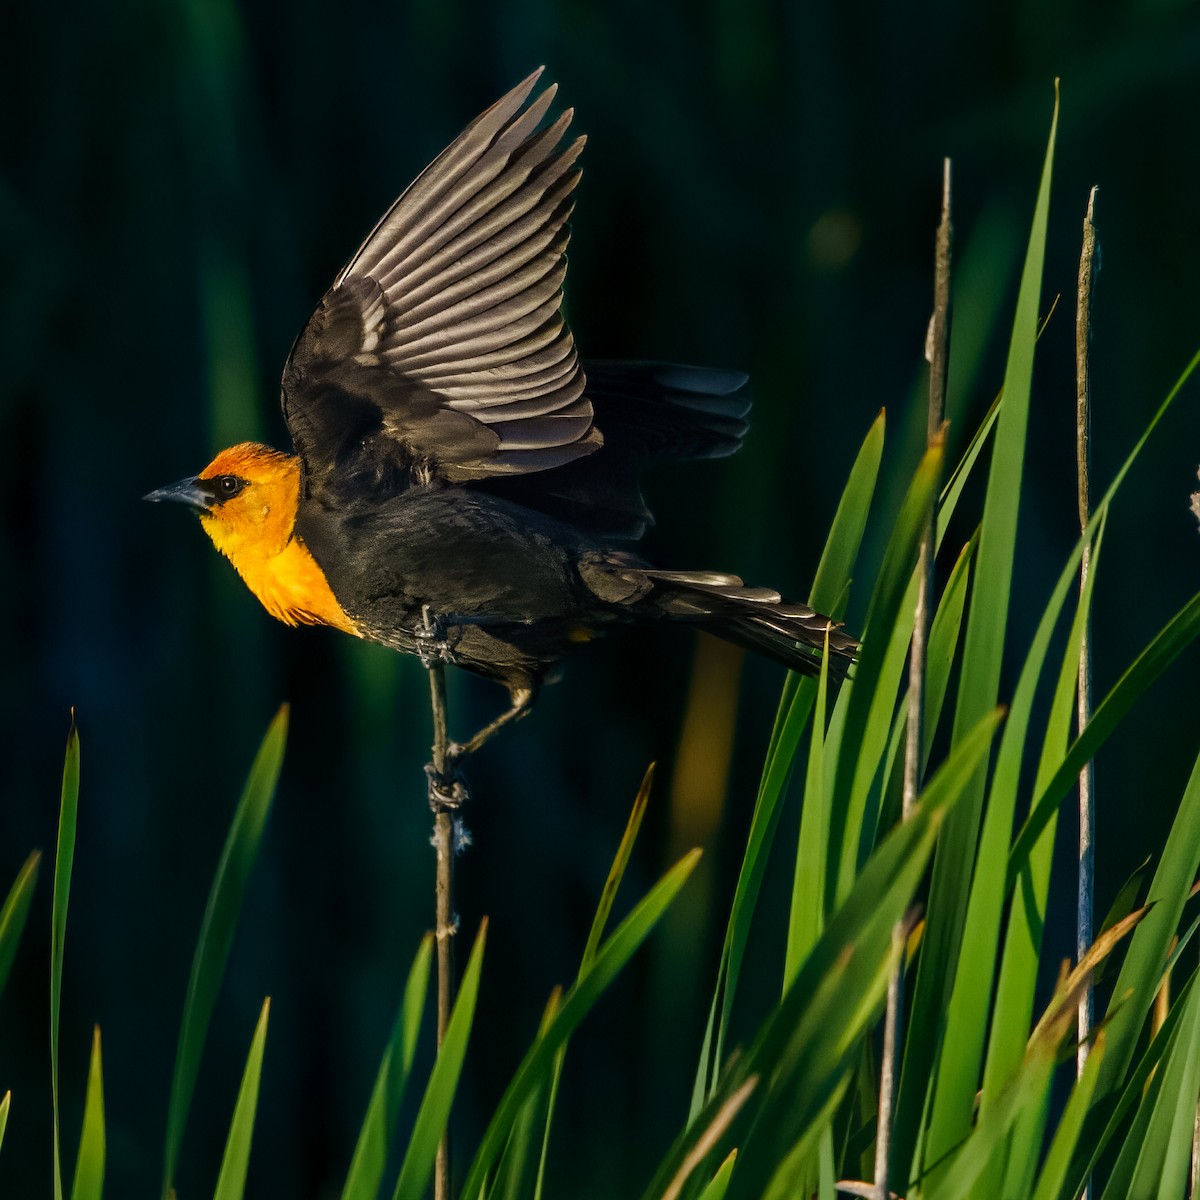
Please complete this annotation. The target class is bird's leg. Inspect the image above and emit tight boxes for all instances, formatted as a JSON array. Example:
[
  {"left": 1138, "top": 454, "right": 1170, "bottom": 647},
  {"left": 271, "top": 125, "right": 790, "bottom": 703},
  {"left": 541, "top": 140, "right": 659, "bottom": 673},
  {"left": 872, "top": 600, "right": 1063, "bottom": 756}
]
[
  {"left": 448, "top": 685, "right": 538, "bottom": 760},
  {"left": 415, "top": 611, "right": 456, "bottom": 666}
]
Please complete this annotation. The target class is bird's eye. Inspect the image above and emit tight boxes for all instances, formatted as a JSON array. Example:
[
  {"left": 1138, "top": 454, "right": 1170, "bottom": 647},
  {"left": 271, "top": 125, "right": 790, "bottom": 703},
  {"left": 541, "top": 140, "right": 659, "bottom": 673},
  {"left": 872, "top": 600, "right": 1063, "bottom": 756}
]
[{"left": 213, "top": 475, "right": 246, "bottom": 501}]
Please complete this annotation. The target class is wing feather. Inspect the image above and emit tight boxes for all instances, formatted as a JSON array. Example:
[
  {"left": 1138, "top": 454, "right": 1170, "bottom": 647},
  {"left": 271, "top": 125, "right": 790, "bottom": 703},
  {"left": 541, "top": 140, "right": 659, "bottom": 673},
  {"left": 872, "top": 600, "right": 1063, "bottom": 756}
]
[{"left": 282, "top": 71, "right": 598, "bottom": 501}]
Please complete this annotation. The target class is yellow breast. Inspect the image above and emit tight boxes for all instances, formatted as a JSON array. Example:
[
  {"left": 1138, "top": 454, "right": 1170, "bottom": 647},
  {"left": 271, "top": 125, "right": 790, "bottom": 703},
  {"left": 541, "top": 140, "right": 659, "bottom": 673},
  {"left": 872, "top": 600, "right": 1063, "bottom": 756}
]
[{"left": 230, "top": 535, "right": 359, "bottom": 634}]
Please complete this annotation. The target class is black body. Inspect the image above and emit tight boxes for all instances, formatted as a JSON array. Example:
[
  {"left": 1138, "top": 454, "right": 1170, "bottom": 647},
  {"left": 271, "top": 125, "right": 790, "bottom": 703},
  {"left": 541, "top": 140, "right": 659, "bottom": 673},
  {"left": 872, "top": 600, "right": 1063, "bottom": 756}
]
[{"left": 280, "top": 72, "right": 856, "bottom": 695}]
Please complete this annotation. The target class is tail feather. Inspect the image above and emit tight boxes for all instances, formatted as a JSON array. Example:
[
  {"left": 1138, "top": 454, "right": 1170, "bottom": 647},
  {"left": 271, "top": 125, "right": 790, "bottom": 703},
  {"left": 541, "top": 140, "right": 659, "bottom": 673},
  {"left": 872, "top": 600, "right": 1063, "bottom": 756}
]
[
  {"left": 640, "top": 568, "right": 857, "bottom": 678},
  {"left": 582, "top": 360, "right": 751, "bottom": 460}
]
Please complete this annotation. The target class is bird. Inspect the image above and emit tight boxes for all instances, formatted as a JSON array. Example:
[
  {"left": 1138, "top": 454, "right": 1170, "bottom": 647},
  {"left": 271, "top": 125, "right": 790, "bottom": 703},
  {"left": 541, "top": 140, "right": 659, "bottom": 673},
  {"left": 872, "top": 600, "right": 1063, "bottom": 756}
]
[{"left": 146, "top": 69, "right": 856, "bottom": 769}]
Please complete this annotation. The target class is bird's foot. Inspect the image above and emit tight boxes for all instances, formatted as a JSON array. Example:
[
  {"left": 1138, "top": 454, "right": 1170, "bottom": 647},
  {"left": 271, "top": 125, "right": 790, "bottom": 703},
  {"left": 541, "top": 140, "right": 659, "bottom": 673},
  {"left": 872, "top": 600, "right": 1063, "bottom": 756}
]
[
  {"left": 425, "top": 760, "right": 470, "bottom": 811},
  {"left": 415, "top": 613, "right": 454, "bottom": 667}
]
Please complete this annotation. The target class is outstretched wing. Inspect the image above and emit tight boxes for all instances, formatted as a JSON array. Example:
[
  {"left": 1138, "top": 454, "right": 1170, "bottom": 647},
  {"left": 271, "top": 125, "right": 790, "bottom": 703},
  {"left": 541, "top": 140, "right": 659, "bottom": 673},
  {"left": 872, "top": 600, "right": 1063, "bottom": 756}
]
[{"left": 281, "top": 70, "right": 600, "bottom": 505}]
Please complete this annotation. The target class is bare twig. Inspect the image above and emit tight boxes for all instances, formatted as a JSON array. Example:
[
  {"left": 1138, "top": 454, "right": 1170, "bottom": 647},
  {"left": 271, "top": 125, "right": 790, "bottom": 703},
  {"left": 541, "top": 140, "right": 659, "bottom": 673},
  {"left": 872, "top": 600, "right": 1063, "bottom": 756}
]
[
  {"left": 1075, "top": 184, "right": 1098, "bottom": 1200},
  {"left": 1075, "top": 188, "right": 1098, "bottom": 1065},
  {"left": 423, "top": 605, "right": 456, "bottom": 1200},
  {"left": 876, "top": 159, "right": 952, "bottom": 1200}
]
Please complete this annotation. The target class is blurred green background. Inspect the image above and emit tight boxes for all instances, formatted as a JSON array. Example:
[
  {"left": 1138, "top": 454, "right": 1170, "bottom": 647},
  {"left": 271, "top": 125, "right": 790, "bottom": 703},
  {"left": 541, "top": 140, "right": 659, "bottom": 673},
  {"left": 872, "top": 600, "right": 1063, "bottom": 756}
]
[{"left": 4, "top": 1, "right": 1200, "bottom": 1196}]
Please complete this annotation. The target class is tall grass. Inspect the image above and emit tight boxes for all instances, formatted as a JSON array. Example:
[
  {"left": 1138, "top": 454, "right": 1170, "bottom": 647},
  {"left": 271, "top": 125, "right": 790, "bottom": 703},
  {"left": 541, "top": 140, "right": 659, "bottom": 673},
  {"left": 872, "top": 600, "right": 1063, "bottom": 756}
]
[{"left": 3, "top": 87, "right": 1200, "bottom": 1199}]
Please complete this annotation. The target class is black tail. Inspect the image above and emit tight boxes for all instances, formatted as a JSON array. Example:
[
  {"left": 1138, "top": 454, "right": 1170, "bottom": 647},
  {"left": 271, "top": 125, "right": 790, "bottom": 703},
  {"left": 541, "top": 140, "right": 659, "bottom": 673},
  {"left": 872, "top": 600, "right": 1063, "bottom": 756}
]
[
  {"left": 641, "top": 569, "right": 857, "bottom": 678},
  {"left": 485, "top": 360, "right": 751, "bottom": 540},
  {"left": 582, "top": 360, "right": 751, "bottom": 460}
]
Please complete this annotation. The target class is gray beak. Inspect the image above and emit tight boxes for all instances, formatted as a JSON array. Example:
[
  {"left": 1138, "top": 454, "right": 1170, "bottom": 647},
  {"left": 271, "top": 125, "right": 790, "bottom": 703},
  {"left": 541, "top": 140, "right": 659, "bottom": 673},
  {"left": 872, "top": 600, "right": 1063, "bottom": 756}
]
[{"left": 143, "top": 476, "right": 211, "bottom": 511}]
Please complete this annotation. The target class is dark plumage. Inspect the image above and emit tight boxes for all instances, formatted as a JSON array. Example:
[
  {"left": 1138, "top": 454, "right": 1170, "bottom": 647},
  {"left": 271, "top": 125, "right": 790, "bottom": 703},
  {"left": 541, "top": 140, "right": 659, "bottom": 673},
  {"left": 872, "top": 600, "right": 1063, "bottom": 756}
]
[{"left": 147, "top": 71, "right": 856, "bottom": 752}]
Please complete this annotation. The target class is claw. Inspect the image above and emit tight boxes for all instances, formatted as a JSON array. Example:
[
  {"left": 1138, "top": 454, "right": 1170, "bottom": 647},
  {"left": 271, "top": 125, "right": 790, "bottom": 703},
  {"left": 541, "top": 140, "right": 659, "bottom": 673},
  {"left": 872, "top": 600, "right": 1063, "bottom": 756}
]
[
  {"left": 425, "top": 760, "right": 469, "bottom": 810},
  {"left": 415, "top": 614, "right": 454, "bottom": 667}
]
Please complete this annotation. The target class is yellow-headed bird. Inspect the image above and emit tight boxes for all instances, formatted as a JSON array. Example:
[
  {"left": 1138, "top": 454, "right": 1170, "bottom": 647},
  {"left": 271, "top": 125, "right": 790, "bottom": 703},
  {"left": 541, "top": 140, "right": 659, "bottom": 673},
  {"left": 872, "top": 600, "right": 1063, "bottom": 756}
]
[{"left": 147, "top": 71, "right": 855, "bottom": 757}]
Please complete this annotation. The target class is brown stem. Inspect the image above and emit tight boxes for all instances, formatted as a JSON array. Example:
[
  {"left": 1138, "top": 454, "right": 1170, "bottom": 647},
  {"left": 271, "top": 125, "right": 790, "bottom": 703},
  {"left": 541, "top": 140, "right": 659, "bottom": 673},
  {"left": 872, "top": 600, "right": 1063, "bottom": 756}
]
[
  {"left": 1075, "top": 187, "right": 1098, "bottom": 1082},
  {"left": 424, "top": 605, "right": 455, "bottom": 1200},
  {"left": 876, "top": 158, "right": 952, "bottom": 1200}
]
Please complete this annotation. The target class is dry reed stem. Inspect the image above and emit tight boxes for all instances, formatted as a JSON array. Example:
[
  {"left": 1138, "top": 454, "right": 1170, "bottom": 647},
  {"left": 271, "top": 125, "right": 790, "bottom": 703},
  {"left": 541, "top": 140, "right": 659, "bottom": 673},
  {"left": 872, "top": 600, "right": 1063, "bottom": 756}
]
[{"left": 875, "top": 158, "right": 952, "bottom": 1200}]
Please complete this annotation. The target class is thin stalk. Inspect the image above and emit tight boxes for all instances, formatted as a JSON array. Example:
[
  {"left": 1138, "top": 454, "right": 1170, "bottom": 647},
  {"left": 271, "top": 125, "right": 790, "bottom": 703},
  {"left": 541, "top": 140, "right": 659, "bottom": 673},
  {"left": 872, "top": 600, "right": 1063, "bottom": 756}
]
[
  {"left": 876, "top": 158, "right": 952, "bottom": 1200},
  {"left": 424, "top": 605, "right": 455, "bottom": 1200},
  {"left": 1075, "top": 184, "right": 1098, "bottom": 1200},
  {"left": 1075, "top": 188, "right": 1098, "bottom": 1065}
]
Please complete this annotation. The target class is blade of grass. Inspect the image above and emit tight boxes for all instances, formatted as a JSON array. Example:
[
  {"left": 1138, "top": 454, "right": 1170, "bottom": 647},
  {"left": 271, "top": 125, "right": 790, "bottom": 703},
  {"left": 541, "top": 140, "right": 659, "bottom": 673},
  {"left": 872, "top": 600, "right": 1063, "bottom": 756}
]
[
  {"left": 392, "top": 921, "right": 489, "bottom": 1200},
  {"left": 341, "top": 935, "right": 434, "bottom": 1200},
  {"left": 1008, "top": 340, "right": 1200, "bottom": 878},
  {"left": 1095, "top": 739, "right": 1200, "bottom": 1095},
  {"left": 1028, "top": 1030, "right": 1106, "bottom": 1200},
  {"left": 652, "top": 709, "right": 1004, "bottom": 1200},
  {"left": 696, "top": 1150, "right": 737, "bottom": 1200},
  {"left": 0, "top": 852, "right": 41, "bottom": 1001},
  {"left": 894, "top": 85, "right": 1059, "bottom": 1175},
  {"left": 981, "top": 516, "right": 1108, "bottom": 1194},
  {"left": 69, "top": 1028, "right": 105, "bottom": 1200},
  {"left": 1124, "top": 974, "right": 1200, "bottom": 1200},
  {"left": 810, "top": 409, "right": 887, "bottom": 617},
  {"left": 52, "top": 715, "right": 81, "bottom": 1200},
  {"left": 212, "top": 998, "right": 270, "bottom": 1200},
  {"left": 0, "top": 1091, "right": 9, "bottom": 1157},
  {"left": 535, "top": 768, "right": 655, "bottom": 1200},
  {"left": 1063, "top": 975, "right": 1193, "bottom": 1196},
  {"left": 829, "top": 439, "right": 947, "bottom": 902},
  {"left": 162, "top": 705, "right": 288, "bottom": 1199},
  {"left": 1009, "top": 587, "right": 1200, "bottom": 882},
  {"left": 919, "top": 906, "right": 1139, "bottom": 1200},
  {"left": 921, "top": 513, "right": 1104, "bottom": 1182},
  {"left": 465, "top": 853, "right": 701, "bottom": 1199},
  {"left": 785, "top": 630, "right": 831, "bottom": 983},
  {"left": 691, "top": 411, "right": 885, "bottom": 1114},
  {"left": 922, "top": 536, "right": 976, "bottom": 771}
]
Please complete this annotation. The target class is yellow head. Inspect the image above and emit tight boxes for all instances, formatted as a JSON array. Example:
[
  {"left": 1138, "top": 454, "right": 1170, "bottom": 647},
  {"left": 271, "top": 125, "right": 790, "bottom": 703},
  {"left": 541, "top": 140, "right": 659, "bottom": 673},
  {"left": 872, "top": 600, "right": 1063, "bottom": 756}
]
[
  {"left": 146, "top": 442, "right": 302, "bottom": 560},
  {"left": 145, "top": 442, "right": 355, "bottom": 633}
]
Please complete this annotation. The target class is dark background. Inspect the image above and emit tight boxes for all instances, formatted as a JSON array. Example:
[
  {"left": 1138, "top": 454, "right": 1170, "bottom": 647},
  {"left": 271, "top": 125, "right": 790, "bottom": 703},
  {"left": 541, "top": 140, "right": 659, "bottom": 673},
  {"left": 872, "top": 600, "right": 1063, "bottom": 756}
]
[{"left": 4, "top": 2, "right": 1200, "bottom": 1196}]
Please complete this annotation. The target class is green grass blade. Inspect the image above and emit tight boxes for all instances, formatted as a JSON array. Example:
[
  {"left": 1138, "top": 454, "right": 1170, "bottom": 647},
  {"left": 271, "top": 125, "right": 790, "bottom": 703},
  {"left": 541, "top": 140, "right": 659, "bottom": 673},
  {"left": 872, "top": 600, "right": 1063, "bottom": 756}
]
[
  {"left": 52, "top": 715, "right": 81, "bottom": 1200},
  {"left": 212, "top": 998, "right": 270, "bottom": 1200},
  {"left": 162, "top": 705, "right": 288, "bottom": 1199},
  {"left": 0, "top": 1091, "right": 9, "bottom": 1156},
  {"left": 696, "top": 1150, "right": 737, "bottom": 1200},
  {"left": 536, "top": 769, "right": 655, "bottom": 1199},
  {"left": 466, "top": 853, "right": 700, "bottom": 1200},
  {"left": 785, "top": 630, "right": 831, "bottom": 984},
  {"left": 1095, "top": 738, "right": 1200, "bottom": 1095},
  {"left": 893, "top": 86, "right": 1058, "bottom": 1175},
  {"left": 982, "top": 519, "right": 1107, "bottom": 1194},
  {"left": 69, "top": 1027, "right": 105, "bottom": 1200},
  {"left": 810, "top": 408, "right": 885, "bottom": 616},
  {"left": 341, "top": 935, "right": 434, "bottom": 1200},
  {"left": 652, "top": 710, "right": 1003, "bottom": 1200},
  {"left": 391, "top": 921, "right": 489, "bottom": 1200},
  {"left": 919, "top": 1031, "right": 1058, "bottom": 1200},
  {"left": 830, "top": 439, "right": 946, "bottom": 901},
  {"left": 1028, "top": 1030, "right": 1106, "bottom": 1200},
  {"left": 921, "top": 536, "right": 975, "bottom": 771},
  {"left": 921, "top": 513, "right": 1104, "bottom": 1181},
  {"left": 690, "top": 675, "right": 815, "bottom": 1118},
  {"left": 691, "top": 409, "right": 886, "bottom": 1114},
  {"left": 582, "top": 765, "right": 654, "bottom": 972},
  {"left": 0, "top": 852, "right": 41, "bottom": 1001},
  {"left": 1124, "top": 975, "right": 1200, "bottom": 1200},
  {"left": 1063, "top": 975, "right": 1192, "bottom": 1198},
  {"left": 1009, "top": 587, "right": 1200, "bottom": 881},
  {"left": 1005, "top": 342, "right": 1200, "bottom": 879}
]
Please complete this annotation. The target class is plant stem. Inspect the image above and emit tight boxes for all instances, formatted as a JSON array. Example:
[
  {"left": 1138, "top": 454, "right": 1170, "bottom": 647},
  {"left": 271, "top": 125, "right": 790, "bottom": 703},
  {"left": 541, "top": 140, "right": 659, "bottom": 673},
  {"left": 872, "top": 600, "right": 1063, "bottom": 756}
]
[
  {"left": 876, "top": 158, "right": 952, "bottom": 1200},
  {"left": 1075, "top": 188, "right": 1098, "bottom": 1062},
  {"left": 1075, "top": 184, "right": 1098, "bottom": 1200},
  {"left": 424, "top": 606, "right": 455, "bottom": 1200}
]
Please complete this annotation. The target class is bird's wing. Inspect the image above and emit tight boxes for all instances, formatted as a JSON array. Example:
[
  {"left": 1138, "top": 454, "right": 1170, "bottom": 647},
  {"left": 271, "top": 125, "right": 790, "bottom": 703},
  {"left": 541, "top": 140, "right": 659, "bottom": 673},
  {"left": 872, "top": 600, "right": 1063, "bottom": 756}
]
[{"left": 281, "top": 69, "right": 599, "bottom": 502}]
